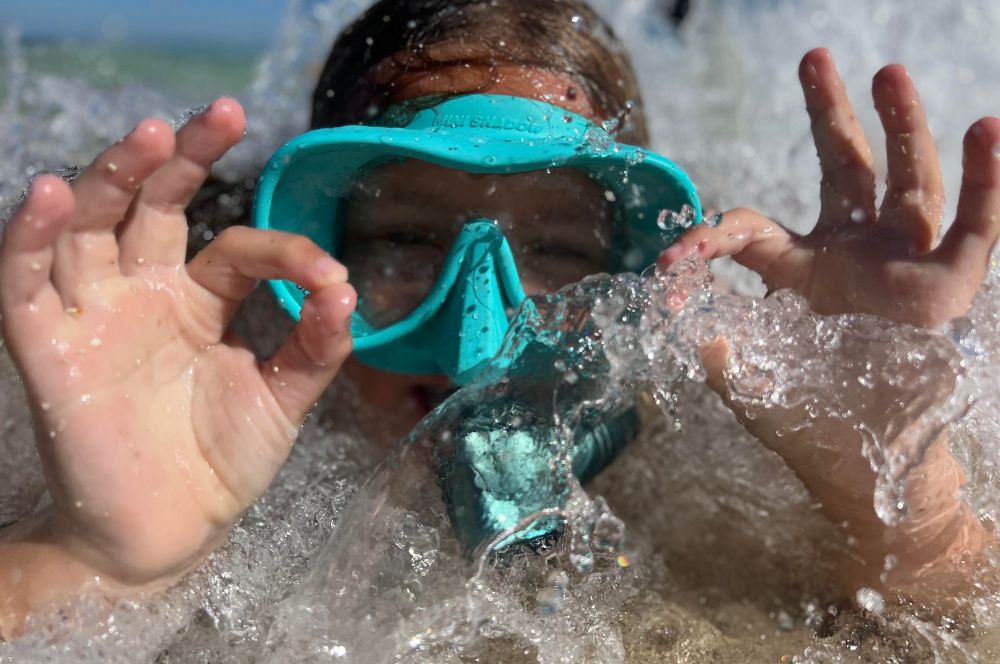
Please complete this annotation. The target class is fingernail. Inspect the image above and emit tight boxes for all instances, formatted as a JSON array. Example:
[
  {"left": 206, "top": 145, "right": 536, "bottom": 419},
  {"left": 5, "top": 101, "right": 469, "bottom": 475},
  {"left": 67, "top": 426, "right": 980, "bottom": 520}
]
[
  {"left": 314, "top": 255, "right": 345, "bottom": 281},
  {"left": 335, "top": 309, "right": 353, "bottom": 334},
  {"left": 322, "top": 305, "right": 353, "bottom": 335}
]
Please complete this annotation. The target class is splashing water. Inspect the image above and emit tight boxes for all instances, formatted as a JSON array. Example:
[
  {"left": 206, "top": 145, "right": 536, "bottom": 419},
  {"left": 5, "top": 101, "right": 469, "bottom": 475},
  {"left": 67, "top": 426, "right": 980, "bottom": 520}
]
[{"left": 3, "top": 0, "right": 1000, "bottom": 662}]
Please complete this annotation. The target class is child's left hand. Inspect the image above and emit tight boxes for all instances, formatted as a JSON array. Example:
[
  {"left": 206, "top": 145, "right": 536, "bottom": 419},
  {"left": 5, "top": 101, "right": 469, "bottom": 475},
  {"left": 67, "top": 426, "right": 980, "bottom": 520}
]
[
  {"left": 659, "top": 48, "right": 1000, "bottom": 329},
  {"left": 658, "top": 48, "right": 999, "bottom": 608}
]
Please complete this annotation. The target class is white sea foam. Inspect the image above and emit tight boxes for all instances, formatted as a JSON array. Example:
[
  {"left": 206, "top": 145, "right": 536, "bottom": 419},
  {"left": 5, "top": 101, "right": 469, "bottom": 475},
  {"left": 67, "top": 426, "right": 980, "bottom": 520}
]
[{"left": 2, "top": 1, "right": 1000, "bottom": 662}]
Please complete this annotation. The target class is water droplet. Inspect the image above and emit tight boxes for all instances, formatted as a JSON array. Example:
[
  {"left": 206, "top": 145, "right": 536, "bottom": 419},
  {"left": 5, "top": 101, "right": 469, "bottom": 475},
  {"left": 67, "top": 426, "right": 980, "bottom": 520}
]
[
  {"left": 855, "top": 587, "right": 884, "bottom": 614},
  {"left": 569, "top": 550, "right": 594, "bottom": 573},
  {"left": 536, "top": 570, "right": 569, "bottom": 615}
]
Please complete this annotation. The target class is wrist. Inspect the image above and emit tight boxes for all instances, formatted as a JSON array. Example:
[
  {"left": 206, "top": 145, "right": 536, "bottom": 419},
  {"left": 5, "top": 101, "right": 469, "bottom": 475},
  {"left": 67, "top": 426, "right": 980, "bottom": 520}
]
[
  {"left": 0, "top": 508, "right": 215, "bottom": 640},
  {"left": 53, "top": 509, "right": 226, "bottom": 588},
  {"left": 839, "top": 440, "right": 987, "bottom": 607}
]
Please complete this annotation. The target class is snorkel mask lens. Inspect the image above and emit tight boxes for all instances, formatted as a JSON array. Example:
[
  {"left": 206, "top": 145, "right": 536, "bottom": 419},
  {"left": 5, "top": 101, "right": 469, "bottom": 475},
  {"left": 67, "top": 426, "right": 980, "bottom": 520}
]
[
  {"left": 253, "top": 93, "right": 701, "bottom": 383},
  {"left": 347, "top": 216, "right": 527, "bottom": 385}
]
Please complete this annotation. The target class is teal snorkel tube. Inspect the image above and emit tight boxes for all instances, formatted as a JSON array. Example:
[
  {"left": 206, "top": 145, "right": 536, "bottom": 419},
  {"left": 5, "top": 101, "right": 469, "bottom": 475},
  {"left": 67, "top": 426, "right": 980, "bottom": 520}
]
[{"left": 254, "top": 94, "right": 701, "bottom": 553}]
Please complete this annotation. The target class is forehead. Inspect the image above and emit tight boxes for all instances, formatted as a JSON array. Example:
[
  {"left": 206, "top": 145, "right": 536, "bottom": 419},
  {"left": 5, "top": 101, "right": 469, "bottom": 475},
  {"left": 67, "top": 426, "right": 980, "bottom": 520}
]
[{"left": 372, "top": 45, "right": 602, "bottom": 123}]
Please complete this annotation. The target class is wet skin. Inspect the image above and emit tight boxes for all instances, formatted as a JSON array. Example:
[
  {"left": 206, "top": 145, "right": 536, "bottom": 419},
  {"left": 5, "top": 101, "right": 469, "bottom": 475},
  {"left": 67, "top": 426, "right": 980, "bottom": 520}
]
[
  {"left": 662, "top": 49, "right": 1000, "bottom": 603},
  {"left": 1, "top": 47, "right": 1000, "bottom": 638}
]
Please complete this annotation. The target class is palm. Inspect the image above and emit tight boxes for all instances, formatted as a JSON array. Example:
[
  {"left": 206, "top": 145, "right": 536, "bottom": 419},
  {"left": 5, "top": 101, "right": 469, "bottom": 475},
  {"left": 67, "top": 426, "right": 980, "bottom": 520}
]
[
  {"left": 14, "top": 272, "right": 268, "bottom": 570},
  {"left": 0, "top": 99, "right": 355, "bottom": 580},
  {"left": 661, "top": 49, "right": 1000, "bottom": 330},
  {"left": 774, "top": 224, "right": 967, "bottom": 327}
]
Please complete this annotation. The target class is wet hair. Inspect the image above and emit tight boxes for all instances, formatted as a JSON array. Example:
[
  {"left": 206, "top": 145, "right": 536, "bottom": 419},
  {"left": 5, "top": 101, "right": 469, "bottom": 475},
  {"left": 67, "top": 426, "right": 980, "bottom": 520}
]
[{"left": 310, "top": 0, "right": 650, "bottom": 145}]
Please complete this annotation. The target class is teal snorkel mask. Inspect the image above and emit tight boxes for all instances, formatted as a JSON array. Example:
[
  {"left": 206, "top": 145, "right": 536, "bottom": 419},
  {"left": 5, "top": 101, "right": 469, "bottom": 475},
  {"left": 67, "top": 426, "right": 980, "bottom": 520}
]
[
  {"left": 254, "top": 94, "right": 701, "bottom": 554},
  {"left": 253, "top": 93, "right": 701, "bottom": 385}
]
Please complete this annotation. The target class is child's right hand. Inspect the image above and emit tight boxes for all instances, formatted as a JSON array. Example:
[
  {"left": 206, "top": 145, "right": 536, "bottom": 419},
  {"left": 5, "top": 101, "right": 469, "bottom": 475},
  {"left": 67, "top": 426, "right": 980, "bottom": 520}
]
[{"left": 0, "top": 99, "right": 356, "bottom": 586}]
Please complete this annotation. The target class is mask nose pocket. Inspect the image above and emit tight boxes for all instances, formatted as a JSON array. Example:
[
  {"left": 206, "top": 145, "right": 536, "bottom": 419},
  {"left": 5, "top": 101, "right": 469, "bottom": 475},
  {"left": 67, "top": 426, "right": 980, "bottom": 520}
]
[
  {"left": 348, "top": 218, "right": 527, "bottom": 384},
  {"left": 429, "top": 220, "right": 524, "bottom": 384}
]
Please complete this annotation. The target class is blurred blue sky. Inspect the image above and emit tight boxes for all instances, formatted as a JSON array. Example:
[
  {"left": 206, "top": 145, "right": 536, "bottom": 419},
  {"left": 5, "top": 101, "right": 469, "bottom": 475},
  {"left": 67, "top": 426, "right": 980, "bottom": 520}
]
[{"left": 3, "top": 0, "right": 289, "bottom": 50}]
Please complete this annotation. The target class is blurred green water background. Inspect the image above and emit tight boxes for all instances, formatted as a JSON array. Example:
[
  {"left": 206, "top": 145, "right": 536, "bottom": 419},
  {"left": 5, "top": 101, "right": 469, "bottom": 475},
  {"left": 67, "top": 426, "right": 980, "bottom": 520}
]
[
  {"left": 0, "top": 37, "right": 262, "bottom": 106},
  {"left": 1, "top": 0, "right": 287, "bottom": 106}
]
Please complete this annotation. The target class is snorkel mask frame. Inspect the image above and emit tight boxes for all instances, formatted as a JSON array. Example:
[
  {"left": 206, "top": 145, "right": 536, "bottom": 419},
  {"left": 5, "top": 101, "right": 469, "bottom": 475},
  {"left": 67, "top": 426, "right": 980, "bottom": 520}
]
[{"left": 253, "top": 93, "right": 701, "bottom": 384}]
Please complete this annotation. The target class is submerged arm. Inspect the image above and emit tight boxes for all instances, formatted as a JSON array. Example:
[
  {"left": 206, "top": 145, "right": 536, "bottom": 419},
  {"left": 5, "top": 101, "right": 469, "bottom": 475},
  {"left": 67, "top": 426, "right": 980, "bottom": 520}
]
[{"left": 701, "top": 337, "right": 989, "bottom": 609}]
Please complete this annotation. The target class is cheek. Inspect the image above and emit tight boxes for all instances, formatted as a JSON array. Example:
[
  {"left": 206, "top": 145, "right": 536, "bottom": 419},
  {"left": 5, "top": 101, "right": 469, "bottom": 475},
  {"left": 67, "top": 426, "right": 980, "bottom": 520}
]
[{"left": 518, "top": 261, "right": 594, "bottom": 296}]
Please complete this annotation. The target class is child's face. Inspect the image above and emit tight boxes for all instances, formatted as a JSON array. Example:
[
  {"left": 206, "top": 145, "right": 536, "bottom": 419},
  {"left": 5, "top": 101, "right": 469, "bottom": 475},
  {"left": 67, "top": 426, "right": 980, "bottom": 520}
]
[
  {"left": 342, "top": 159, "right": 614, "bottom": 327},
  {"left": 340, "top": 61, "right": 610, "bottom": 434}
]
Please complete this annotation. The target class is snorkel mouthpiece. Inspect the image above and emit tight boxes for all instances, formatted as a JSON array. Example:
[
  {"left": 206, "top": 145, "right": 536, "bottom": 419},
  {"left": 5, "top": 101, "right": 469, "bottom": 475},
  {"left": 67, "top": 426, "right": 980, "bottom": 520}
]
[
  {"left": 439, "top": 405, "right": 641, "bottom": 553},
  {"left": 351, "top": 219, "right": 527, "bottom": 385}
]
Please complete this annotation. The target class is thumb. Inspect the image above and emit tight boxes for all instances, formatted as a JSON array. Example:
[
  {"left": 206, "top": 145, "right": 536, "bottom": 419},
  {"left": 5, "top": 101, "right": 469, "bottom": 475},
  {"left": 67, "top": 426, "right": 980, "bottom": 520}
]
[
  {"left": 259, "top": 282, "right": 356, "bottom": 426},
  {"left": 698, "top": 336, "right": 730, "bottom": 396}
]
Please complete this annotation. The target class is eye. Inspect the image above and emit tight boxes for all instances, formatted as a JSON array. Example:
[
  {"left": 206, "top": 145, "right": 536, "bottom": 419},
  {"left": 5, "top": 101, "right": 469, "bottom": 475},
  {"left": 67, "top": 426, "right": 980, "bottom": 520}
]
[
  {"left": 525, "top": 241, "right": 593, "bottom": 262},
  {"left": 370, "top": 227, "right": 442, "bottom": 248},
  {"left": 385, "top": 230, "right": 435, "bottom": 245}
]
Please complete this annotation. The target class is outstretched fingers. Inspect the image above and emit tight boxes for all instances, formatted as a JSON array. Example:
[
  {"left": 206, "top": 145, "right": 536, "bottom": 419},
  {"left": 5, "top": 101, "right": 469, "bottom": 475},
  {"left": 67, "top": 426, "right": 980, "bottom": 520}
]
[
  {"left": 54, "top": 119, "right": 175, "bottom": 297},
  {"left": 121, "top": 98, "right": 246, "bottom": 270},
  {"left": 0, "top": 176, "right": 75, "bottom": 337},
  {"left": 872, "top": 64, "right": 944, "bottom": 251},
  {"left": 799, "top": 48, "right": 877, "bottom": 228},
  {"left": 935, "top": 117, "right": 1000, "bottom": 276}
]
